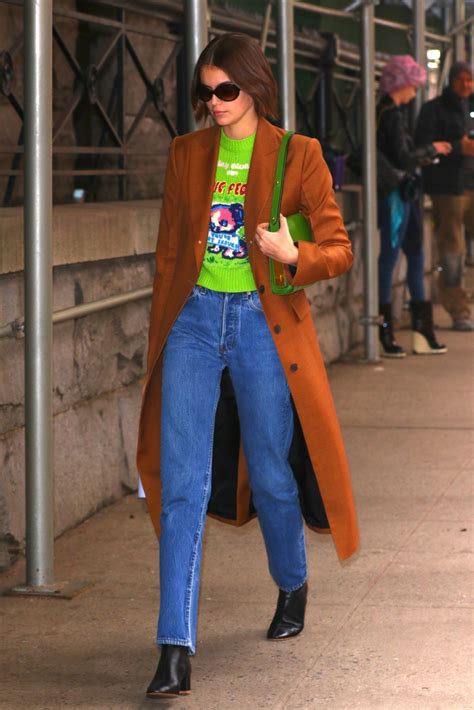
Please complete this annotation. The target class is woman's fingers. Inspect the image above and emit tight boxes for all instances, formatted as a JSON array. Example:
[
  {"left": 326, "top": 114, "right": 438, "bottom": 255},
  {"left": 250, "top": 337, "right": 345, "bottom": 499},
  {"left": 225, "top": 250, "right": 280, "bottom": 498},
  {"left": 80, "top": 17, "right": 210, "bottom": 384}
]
[{"left": 253, "top": 216, "right": 298, "bottom": 264}]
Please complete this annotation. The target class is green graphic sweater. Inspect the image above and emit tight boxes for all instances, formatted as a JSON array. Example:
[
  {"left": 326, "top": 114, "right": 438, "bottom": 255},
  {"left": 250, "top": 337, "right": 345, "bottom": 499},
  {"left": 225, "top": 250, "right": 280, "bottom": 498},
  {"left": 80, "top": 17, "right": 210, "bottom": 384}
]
[{"left": 196, "top": 129, "right": 256, "bottom": 292}]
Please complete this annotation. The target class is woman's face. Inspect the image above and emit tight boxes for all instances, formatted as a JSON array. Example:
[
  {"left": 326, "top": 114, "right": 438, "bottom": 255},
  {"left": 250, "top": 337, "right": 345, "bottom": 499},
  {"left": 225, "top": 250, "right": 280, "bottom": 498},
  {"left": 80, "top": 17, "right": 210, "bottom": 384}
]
[
  {"left": 200, "top": 65, "right": 256, "bottom": 131},
  {"left": 397, "top": 84, "right": 418, "bottom": 104}
]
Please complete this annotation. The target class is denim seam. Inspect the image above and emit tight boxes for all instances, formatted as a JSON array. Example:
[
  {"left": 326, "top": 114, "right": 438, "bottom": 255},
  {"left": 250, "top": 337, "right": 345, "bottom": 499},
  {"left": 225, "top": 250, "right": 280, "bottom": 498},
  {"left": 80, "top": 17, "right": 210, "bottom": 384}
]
[
  {"left": 287, "top": 400, "right": 307, "bottom": 580},
  {"left": 279, "top": 383, "right": 307, "bottom": 588},
  {"left": 246, "top": 292, "right": 264, "bottom": 313},
  {"left": 219, "top": 294, "right": 228, "bottom": 353},
  {"left": 156, "top": 637, "right": 194, "bottom": 657},
  {"left": 183, "top": 378, "right": 221, "bottom": 654}
]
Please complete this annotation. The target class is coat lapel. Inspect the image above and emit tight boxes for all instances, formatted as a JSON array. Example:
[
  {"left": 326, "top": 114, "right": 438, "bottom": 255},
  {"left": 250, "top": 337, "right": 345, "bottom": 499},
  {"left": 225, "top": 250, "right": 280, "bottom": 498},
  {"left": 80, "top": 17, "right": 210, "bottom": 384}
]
[
  {"left": 245, "top": 118, "right": 281, "bottom": 260},
  {"left": 188, "top": 125, "right": 220, "bottom": 271}
]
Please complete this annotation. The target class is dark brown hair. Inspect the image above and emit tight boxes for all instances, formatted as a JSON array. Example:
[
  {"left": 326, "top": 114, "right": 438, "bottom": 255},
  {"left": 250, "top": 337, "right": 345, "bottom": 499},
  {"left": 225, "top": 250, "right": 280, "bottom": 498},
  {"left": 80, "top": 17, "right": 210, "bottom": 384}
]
[{"left": 191, "top": 33, "right": 279, "bottom": 121}]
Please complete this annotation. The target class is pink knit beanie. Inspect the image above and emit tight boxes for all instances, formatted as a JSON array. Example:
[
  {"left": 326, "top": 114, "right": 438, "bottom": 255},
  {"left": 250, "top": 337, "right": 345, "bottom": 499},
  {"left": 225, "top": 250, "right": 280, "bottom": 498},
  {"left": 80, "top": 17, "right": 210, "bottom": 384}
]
[{"left": 379, "top": 55, "right": 427, "bottom": 94}]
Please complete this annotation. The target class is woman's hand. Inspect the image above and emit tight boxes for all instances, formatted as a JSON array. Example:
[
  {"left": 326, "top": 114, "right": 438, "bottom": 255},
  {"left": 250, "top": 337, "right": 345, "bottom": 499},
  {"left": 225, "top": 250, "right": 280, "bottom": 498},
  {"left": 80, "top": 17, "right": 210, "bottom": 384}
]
[
  {"left": 255, "top": 214, "right": 299, "bottom": 265},
  {"left": 432, "top": 141, "right": 452, "bottom": 155}
]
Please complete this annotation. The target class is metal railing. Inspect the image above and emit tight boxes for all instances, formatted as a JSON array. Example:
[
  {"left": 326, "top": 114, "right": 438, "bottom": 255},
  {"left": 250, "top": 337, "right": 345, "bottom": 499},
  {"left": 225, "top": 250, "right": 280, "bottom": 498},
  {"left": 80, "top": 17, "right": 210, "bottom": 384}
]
[
  {"left": 0, "top": 285, "right": 153, "bottom": 339},
  {"left": 0, "top": 0, "right": 182, "bottom": 206}
]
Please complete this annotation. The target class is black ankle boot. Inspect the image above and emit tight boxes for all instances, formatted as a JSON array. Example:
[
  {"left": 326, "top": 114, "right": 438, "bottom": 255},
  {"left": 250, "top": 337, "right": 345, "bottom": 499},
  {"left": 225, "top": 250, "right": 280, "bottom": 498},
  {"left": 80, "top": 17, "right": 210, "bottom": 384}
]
[
  {"left": 410, "top": 300, "right": 447, "bottom": 355},
  {"left": 379, "top": 303, "right": 406, "bottom": 358},
  {"left": 267, "top": 581, "right": 308, "bottom": 640},
  {"left": 146, "top": 645, "right": 191, "bottom": 698}
]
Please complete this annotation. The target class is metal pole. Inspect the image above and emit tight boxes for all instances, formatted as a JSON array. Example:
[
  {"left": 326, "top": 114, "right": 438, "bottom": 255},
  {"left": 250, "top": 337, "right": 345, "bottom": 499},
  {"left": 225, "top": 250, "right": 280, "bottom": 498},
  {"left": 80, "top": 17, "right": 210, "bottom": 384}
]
[
  {"left": 24, "top": 0, "right": 54, "bottom": 587},
  {"left": 471, "top": 21, "right": 474, "bottom": 79},
  {"left": 361, "top": 1, "right": 379, "bottom": 361},
  {"left": 277, "top": 0, "right": 296, "bottom": 130},
  {"left": 260, "top": 2, "right": 272, "bottom": 52},
  {"left": 453, "top": 0, "right": 466, "bottom": 62},
  {"left": 413, "top": 0, "right": 426, "bottom": 118},
  {"left": 185, "top": 0, "right": 208, "bottom": 131}
]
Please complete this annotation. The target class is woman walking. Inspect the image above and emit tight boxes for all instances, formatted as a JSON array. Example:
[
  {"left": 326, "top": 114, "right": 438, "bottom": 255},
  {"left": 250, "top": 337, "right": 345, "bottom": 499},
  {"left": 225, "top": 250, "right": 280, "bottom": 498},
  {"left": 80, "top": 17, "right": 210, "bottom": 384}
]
[
  {"left": 376, "top": 54, "right": 451, "bottom": 356},
  {"left": 137, "top": 33, "right": 359, "bottom": 699}
]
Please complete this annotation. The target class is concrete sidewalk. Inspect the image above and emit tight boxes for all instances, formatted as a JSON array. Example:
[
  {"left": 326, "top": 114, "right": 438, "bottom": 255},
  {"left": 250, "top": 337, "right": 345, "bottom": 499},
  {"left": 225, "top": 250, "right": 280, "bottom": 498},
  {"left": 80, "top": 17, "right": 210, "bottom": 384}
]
[{"left": 1, "top": 305, "right": 473, "bottom": 710}]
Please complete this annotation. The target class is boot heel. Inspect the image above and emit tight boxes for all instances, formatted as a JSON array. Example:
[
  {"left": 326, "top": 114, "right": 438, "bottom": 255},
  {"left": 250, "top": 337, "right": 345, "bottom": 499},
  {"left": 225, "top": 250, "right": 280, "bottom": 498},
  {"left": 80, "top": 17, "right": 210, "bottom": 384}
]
[
  {"left": 412, "top": 331, "right": 447, "bottom": 355},
  {"left": 412, "top": 330, "right": 431, "bottom": 354},
  {"left": 179, "top": 673, "right": 191, "bottom": 695}
]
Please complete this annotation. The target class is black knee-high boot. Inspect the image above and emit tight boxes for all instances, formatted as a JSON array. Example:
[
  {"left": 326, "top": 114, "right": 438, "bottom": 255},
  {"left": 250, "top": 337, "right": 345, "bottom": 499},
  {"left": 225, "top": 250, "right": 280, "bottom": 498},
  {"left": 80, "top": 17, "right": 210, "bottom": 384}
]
[{"left": 379, "top": 303, "right": 406, "bottom": 358}]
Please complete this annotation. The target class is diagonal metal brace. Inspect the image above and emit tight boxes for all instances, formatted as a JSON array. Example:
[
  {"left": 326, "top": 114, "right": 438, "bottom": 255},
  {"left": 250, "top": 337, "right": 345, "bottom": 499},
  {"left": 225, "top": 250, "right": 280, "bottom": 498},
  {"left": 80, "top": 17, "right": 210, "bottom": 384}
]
[{"left": 344, "top": 0, "right": 379, "bottom": 11}]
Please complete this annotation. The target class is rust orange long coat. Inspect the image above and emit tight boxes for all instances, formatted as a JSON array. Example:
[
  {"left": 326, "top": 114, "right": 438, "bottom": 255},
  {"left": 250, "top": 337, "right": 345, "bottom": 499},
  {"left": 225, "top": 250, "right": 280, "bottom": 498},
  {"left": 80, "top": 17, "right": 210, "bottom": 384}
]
[{"left": 137, "top": 117, "right": 359, "bottom": 562}]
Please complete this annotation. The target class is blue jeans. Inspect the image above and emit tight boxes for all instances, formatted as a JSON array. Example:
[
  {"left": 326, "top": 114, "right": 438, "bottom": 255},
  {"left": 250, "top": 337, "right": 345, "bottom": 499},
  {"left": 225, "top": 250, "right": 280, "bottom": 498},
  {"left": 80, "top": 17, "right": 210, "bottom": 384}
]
[
  {"left": 157, "top": 286, "right": 307, "bottom": 654},
  {"left": 378, "top": 195, "right": 425, "bottom": 305}
]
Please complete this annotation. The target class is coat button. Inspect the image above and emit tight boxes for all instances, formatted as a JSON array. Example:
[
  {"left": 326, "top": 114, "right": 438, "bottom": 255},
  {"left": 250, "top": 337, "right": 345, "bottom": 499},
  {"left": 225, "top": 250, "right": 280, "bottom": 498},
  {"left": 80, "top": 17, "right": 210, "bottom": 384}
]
[
  {"left": 258, "top": 285, "right": 265, "bottom": 294},
  {"left": 274, "top": 324, "right": 281, "bottom": 334},
  {"left": 290, "top": 363, "right": 298, "bottom": 372}
]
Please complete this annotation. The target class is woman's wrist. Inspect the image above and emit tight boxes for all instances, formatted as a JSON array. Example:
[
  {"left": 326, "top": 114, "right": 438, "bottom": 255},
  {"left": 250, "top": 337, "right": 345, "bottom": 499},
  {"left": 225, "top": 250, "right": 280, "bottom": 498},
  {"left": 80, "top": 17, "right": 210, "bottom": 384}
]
[
  {"left": 288, "top": 244, "right": 298, "bottom": 266},
  {"left": 285, "top": 242, "right": 299, "bottom": 266}
]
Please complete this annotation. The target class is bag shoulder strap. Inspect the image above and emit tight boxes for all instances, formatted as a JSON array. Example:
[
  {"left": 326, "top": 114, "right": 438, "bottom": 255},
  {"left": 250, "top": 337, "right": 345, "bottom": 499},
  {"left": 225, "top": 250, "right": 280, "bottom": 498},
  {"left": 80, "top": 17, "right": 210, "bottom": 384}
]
[{"left": 269, "top": 130, "right": 294, "bottom": 233}]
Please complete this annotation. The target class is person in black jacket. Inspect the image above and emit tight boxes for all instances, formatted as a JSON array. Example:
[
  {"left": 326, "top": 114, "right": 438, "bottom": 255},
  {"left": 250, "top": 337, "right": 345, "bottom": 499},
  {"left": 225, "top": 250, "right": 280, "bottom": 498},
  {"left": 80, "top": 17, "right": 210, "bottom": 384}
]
[
  {"left": 415, "top": 62, "right": 474, "bottom": 331},
  {"left": 377, "top": 55, "right": 451, "bottom": 357}
]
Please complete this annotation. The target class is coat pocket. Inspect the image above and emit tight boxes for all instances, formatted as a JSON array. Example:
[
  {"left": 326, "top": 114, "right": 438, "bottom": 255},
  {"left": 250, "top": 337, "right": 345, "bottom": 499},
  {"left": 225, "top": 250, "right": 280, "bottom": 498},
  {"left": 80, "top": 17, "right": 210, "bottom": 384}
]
[{"left": 289, "top": 290, "right": 310, "bottom": 321}]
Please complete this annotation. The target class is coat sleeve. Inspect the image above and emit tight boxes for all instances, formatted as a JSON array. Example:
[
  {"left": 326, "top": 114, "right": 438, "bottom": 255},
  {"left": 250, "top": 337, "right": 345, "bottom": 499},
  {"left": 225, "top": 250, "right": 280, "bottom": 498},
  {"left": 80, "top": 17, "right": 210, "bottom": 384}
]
[
  {"left": 289, "top": 138, "right": 353, "bottom": 288},
  {"left": 415, "top": 101, "right": 463, "bottom": 158}
]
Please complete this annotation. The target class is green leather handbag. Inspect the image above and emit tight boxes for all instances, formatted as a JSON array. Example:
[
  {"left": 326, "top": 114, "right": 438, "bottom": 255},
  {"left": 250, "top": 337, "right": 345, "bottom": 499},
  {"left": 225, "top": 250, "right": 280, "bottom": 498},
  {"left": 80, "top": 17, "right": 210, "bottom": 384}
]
[{"left": 268, "top": 131, "right": 313, "bottom": 295}]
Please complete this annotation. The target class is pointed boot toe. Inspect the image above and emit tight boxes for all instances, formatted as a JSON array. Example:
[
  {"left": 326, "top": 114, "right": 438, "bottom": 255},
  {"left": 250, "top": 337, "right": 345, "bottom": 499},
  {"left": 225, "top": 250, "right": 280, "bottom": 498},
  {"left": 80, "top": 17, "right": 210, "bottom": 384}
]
[
  {"left": 267, "top": 581, "right": 308, "bottom": 640},
  {"left": 146, "top": 644, "right": 191, "bottom": 698}
]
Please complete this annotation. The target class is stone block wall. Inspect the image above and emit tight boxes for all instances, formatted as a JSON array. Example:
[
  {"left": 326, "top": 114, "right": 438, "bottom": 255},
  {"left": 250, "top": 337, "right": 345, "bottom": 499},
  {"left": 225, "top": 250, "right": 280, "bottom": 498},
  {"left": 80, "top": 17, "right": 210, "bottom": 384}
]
[{"left": 0, "top": 253, "right": 154, "bottom": 570}]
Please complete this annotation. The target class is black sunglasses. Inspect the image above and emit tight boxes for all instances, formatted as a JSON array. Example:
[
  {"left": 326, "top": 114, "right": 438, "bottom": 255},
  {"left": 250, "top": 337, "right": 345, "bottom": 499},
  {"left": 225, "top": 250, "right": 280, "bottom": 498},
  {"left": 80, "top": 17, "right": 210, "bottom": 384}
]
[{"left": 197, "top": 82, "right": 241, "bottom": 103}]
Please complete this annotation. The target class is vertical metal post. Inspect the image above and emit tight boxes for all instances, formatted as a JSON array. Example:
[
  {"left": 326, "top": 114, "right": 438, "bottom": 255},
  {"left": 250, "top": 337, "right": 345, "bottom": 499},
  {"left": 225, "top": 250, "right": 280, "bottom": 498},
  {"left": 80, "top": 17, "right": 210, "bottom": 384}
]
[
  {"left": 24, "top": 0, "right": 54, "bottom": 587},
  {"left": 260, "top": 2, "right": 272, "bottom": 52},
  {"left": 471, "top": 20, "right": 474, "bottom": 72},
  {"left": 117, "top": 8, "right": 126, "bottom": 200},
  {"left": 453, "top": 0, "right": 466, "bottom": 62},
  {"left": 277, "top": 0, "right": 296, "bottom": 130},
  {"left": 413, "top": 0, "right": 426, "bottom": 118},
  {"left": 315, "top": 73, "right": 327, "bottom": 142},
  {"left": 185, "top": 0, "right": 208, "bottom": 131},
  {"left": 361, "top": 1, "right": 379, "bottom": 361}
]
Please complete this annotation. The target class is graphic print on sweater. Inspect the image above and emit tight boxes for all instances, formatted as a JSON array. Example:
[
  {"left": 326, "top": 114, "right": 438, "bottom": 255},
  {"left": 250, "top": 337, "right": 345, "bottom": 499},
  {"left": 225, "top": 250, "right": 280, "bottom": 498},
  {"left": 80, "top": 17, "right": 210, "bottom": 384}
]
[{"left": 208, "top": 201, "right": 245, "bottom": 259}]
